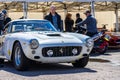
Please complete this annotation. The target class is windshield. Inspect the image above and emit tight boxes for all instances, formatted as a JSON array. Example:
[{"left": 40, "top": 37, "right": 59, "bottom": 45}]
[{"left": 11, "top": 20, "right": 57, "bottom": 32}]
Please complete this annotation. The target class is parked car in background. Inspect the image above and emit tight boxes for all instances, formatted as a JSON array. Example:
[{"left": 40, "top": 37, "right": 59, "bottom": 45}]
[
  {"left": 0, "top": 19, "right": 94, "bottom": 71},
  {"left": 106, "top": 32, "right": 120, "bottom": 47},
  {"left": 98, "top": 28, "right": 120, "bottom": 48},
  {"left": 74, "top": 27, "right": 110, "bottom": 54}
]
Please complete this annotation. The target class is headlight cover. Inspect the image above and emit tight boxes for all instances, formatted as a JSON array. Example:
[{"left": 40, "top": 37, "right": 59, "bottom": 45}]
[
  {"left": 47, "top": 50, "right": 53, "bottom": 57},
  {"left": 72, "top": 48, "right": 78, "bottom": 55},
  {"left": 86, "top": 38, "right": 94, "bottom": 48},
  {"left": 29, "top": 39, "right": 39, "bottom": 49}
]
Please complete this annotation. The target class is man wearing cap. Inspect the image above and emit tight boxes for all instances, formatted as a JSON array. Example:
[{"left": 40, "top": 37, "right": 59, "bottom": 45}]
[
  {"left": 77, "top": 10, "right": 98, "bottom": 37},
  {"left": 2, "top": 9, "right": 11, "bottom": 26},
  {"left": 44, "top": 5, "right": 62, "bottom": 31}
]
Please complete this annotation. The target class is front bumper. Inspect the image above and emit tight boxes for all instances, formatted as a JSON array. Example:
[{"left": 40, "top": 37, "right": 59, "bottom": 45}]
[{"left": 23, "top": 43, "right": 92, "bottom": 63}]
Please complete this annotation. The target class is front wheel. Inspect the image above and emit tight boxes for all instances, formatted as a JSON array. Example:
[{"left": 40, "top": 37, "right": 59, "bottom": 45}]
[
  {"left": 13, "top": 42, "right": 29, "bottom": 71},
  {"left": 0, "top": 59, "right": 4, "bottom": 67},
  {"left": 0, "top": 58, "right": 4, "bottom": 63},
  {"left": 72, "top": 56, "right": 89, "bottom": 68}
]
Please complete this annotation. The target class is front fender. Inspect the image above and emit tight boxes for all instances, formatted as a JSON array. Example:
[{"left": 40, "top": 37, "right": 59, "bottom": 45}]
[{"left": 66, "top": 33, "right": 90, "bottom": 42}]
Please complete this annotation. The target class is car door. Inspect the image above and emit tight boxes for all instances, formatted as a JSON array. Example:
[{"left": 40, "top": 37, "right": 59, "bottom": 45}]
[{"left": 4, "top": 23, "right": 13, "bottom": 57}]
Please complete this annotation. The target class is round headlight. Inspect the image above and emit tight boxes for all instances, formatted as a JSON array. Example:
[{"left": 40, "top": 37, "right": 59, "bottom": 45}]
[
  {"left": 72, "top": 48, "right": 78, "bottom": 55},
  {"left": 29, "top": 39, "right": 39, "bottom": 49},
  {"left": 86, "top": 38, "right": 94, "bottom": 48},
  {"left": 47, "top": 50, "right": 53, "bottom": 57}
]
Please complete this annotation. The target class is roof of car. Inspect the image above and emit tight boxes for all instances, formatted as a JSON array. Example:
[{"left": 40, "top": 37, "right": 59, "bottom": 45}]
[{"left": 11, "top": 19, "right": 48, "bottom": 22}]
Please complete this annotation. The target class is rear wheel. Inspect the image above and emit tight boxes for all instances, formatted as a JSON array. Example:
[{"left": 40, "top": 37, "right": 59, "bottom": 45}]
[
  {"left": 99, "top": 45, "right": 108, "bottom": 54},
  {"left": 72, "top": 56, "right": 89, "bottom": 68},
  {"left": 13, "top": 42, "right": 29, "bottom": 71}
]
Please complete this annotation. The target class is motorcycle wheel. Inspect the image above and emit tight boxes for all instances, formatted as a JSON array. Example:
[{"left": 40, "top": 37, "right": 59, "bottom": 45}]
[{"left": 99, "top": 45, "right": 108, "bottom": 54}]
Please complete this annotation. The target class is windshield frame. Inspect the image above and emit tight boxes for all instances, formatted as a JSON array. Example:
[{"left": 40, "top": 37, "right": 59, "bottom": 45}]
[{"left": 10, "top": 20, "right": 57, "bottom": 33}]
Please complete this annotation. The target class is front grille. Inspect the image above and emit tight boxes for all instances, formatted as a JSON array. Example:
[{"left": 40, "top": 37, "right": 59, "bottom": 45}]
[{"left": 42, "top": 46, "right": 82, "bottom": 57}]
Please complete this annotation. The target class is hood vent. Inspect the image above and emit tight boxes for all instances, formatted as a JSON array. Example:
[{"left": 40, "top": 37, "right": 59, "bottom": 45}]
[{"left": 47, "top": 34, "right": 61, "bottom": 37}]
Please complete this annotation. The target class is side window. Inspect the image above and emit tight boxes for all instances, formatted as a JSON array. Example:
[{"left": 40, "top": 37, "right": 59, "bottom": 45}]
[{"left": 7, "top": 24, "right": 11, "bottom": 33}]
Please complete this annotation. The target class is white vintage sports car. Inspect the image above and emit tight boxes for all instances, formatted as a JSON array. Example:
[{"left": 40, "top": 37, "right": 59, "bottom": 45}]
[{"left": 0, "top": 19, "right": 93, "bottom": 70}]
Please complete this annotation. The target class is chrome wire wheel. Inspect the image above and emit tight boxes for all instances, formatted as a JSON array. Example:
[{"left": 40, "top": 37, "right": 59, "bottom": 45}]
[{"left": 14, "top": 47, "right": 21, "bottom": 66}]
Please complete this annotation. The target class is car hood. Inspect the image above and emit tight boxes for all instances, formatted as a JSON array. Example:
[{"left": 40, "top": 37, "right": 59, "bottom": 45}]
[{"left": 11, "top": 31, "right": 89, "bottom": 44}]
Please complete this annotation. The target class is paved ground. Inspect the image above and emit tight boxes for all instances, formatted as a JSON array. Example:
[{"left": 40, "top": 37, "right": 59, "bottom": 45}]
[{"left": 0, "top": 49, "right": 120, "bottom": 80}]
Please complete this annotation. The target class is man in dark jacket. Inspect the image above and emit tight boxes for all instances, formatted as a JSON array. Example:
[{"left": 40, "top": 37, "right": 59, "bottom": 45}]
[
  {"left": 2, "top": 9, "right": 11, "bottom": 26},
  {"left": 75, "top": 13, "right": 82, "bottom": 24},
  {"left": 74, "top": 13, "right": 83, "bottom": 32},
  {"left": 44, "top": 5, "right": 62, "bottom": 31},
  {"left": 77, "top": 10, "right": 98, "bottom": 37}
]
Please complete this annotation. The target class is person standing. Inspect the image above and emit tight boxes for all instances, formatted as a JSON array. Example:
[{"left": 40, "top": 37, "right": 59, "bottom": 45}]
[
  {"left": 75, "top": 13, "right": 82, "bottom": 24},
  {"left": 2, "top": 9, "right": 11, "bottom": 26},
  {"left": 74, "top": 13, "right": 83, "bottom": 31},
  {"left": 0, "top": 11, "right": 5, "bottom": 67},
  {"left": 77, "top": 10, "right": 98, "bottom": 37},
  {"left": 44, "top": 5, "right": 62, "bottom": 31},
  {"left": 65, "top": 13, "right": 74, "bottom": 32}
]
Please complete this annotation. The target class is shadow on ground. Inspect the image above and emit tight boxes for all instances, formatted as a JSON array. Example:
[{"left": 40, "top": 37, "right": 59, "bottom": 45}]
[
  {"left": 89, "top": 58, "right": 110, "bottom": 63},
  {"left": 90, "top": 52, "right": 111, "bottom": 57},
  {"left": 0, "top": 62, "right": 97, "bottom": 77},
  {"left": 107, "top": 48, "right": 120, "bottom": 53},
  {"left": 90, "top": 48, "right": 120, "bottom": 57}
]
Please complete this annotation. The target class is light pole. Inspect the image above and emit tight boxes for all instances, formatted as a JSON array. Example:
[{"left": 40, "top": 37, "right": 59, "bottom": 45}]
[
  {"left": 23, "top": 1, "right": 28, "bottom": 19},
  {"left": 91, "top": 1, "right": 95, "bottom": 17}
]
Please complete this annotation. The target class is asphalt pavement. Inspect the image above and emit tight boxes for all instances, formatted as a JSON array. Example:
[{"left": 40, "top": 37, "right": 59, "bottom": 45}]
[{"left": 0, "top": 48, "right": 120, "bottom": 80}]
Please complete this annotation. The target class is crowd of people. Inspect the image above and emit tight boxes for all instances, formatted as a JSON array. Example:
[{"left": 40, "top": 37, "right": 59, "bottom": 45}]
[
  {"left": 44, "top": 5, "right": 98, "bottom": 37},
  {"left": 44, "top": 5, "right": 83, "bottom": 32},
  {"left": 0, "top": 5, "right": 98, "bottom": 37}
]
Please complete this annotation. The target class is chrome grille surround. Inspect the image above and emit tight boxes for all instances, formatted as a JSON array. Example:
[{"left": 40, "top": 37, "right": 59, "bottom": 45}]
[{"left": 42, "top": 46, "right": 82, "bottom": 57}]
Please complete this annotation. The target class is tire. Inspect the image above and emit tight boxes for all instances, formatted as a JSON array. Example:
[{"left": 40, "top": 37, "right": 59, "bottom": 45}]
[
  {"left": 72, "top": 56, "right": 89, "bottom": 68},
  {"left": 99, "top": 45, "right": 108, "bottom": 54},
  {"left": 0, "top": 58, "right": 4, "bottom": 63},
  {"left": 13, "top": 42, "right": 29, "bottom": 71},
  {"left": 0, "top": 59, "right": 4, "bottom": 67}
]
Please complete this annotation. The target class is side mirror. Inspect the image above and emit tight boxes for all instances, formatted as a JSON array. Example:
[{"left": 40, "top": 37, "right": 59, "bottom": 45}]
[{"left": 2, "top": 28, "right": 7, "bottom": 35}]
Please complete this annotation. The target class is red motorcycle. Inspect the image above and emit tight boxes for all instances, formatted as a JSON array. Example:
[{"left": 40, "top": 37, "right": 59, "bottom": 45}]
[
  {"left": 91, "top": 31, "right": 110, "bottom": 54},
  {"left": 74, "top": 26, "right": 110, "bottom": 54}
]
